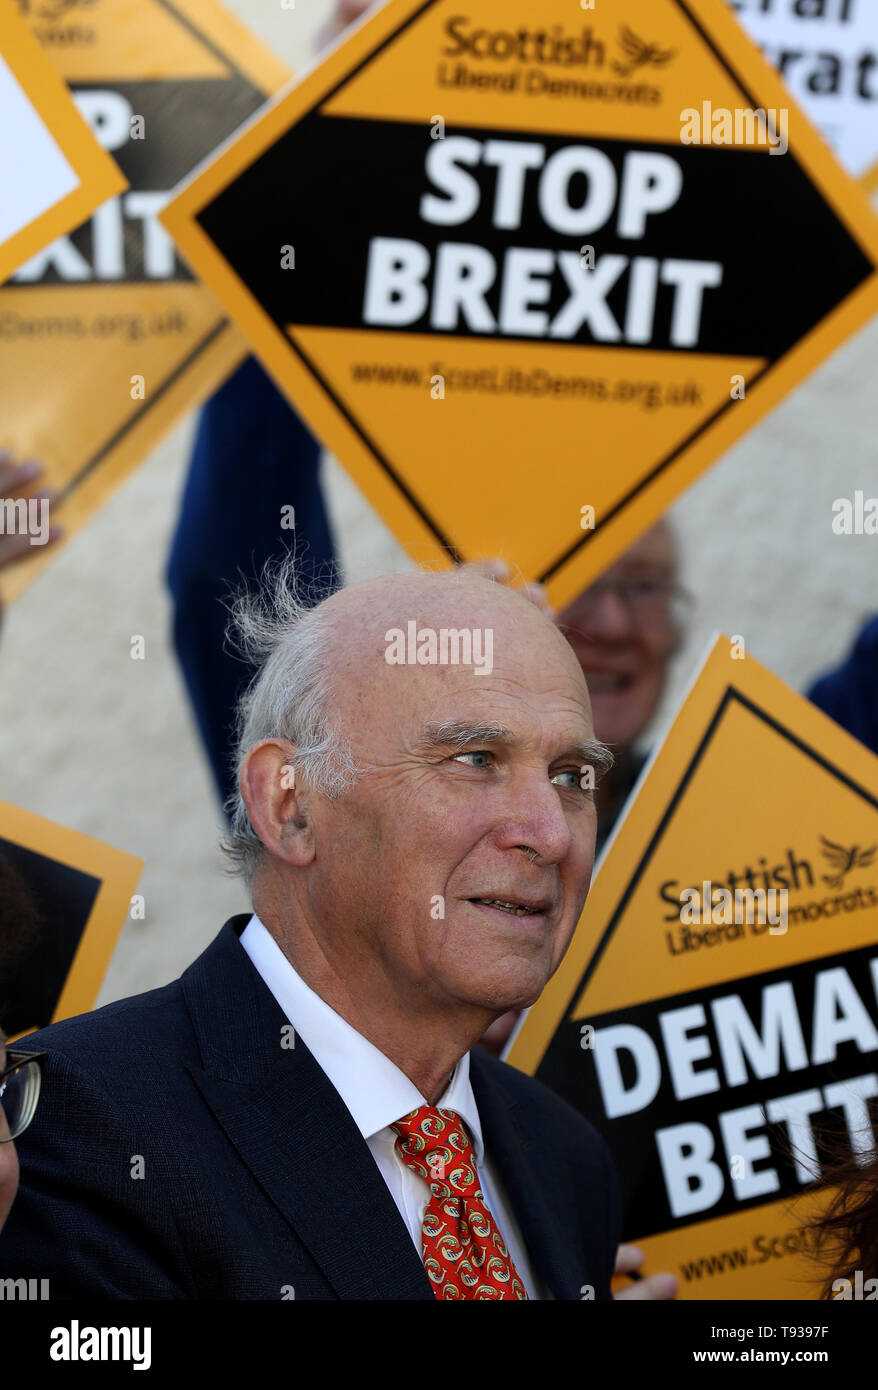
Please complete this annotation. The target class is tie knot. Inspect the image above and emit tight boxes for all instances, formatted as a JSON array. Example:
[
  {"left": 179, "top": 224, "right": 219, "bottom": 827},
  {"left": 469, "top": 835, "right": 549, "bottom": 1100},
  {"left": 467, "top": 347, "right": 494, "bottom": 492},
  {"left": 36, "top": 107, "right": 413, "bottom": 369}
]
[{"left": 392, "top": 1106, "right": 479, "bottom": 1193}]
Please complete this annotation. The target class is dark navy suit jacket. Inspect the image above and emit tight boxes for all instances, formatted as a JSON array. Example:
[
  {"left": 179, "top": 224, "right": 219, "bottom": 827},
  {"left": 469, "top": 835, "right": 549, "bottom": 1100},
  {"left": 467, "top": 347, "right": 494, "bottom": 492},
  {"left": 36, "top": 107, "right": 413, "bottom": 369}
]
[{"left": 0, "top": 917, "right": 620, "bottom": 1300}]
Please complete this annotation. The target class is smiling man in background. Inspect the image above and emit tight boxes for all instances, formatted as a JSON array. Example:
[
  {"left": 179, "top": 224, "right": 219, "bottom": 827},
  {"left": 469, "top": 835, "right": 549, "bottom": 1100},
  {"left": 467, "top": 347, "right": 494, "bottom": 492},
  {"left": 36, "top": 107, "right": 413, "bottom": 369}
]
[
  {"left": 555, "top": 517, "right": 686, "bottom": 852},
  {"left": 1, "top": 565, "right": 621, "bottom": 1299}
]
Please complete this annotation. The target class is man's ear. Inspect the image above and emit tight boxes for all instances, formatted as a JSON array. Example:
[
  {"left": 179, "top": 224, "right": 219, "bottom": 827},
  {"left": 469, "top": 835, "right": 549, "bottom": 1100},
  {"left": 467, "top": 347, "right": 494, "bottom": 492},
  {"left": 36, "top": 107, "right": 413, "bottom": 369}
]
[{"left": 239, "top": 739, "right": 315, "bottom": 867}]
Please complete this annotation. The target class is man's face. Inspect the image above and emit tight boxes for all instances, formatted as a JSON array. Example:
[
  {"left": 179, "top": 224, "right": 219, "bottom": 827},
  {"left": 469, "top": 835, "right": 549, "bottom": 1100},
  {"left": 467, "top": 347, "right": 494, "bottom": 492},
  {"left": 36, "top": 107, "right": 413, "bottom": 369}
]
[
  {"left": 0, "top": 1043, "right": 19, "bottom": 1233},
  {"left": 302, "top": 581, "right": 601, "bottom": 1020},
  {"left": 556, "top": 523, "right": 680, "bottom": 753}
]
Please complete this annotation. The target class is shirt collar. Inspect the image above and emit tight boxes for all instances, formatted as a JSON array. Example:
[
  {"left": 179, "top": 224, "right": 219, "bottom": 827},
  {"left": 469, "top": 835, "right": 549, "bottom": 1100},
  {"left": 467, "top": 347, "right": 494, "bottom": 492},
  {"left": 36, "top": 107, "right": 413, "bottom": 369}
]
[{"left": 239, "top": 914, "right": 485, "bottom": 1164}]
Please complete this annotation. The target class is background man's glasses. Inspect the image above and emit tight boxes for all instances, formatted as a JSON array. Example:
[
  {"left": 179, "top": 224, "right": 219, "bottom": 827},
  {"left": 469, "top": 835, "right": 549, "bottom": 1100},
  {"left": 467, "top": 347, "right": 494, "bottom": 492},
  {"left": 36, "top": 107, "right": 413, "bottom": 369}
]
[
  {"left": 564, "top": 577, "right": 693, "bottom": 633},
  {"left": 0, "top": 1051, "right": 46, "bottom": 1142}
]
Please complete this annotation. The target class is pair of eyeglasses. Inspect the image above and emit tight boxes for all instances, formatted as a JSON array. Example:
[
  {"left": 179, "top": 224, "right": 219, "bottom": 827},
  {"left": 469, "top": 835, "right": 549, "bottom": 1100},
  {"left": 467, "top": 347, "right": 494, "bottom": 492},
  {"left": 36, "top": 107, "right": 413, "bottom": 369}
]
[
  {"left": 563, "top": 577, "right": 693, "bottom": 632},
  {"left": 0, "top": 1050, "right": 46, "bottom": 1142}
]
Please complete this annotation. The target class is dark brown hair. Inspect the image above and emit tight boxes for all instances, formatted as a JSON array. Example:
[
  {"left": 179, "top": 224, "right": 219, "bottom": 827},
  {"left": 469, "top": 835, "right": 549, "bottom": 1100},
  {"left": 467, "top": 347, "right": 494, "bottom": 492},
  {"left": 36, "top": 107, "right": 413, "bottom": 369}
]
[{"left": 807, "top": 1119, "right": 878, "bottom": 1298}]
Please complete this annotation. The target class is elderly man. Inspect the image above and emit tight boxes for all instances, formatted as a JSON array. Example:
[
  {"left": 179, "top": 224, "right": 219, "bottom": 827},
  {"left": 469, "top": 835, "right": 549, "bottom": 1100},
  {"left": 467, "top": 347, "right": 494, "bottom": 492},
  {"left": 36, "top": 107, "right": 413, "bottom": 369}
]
[{"left": 0, "top": 567, "right": 621, "bottom": 1299}]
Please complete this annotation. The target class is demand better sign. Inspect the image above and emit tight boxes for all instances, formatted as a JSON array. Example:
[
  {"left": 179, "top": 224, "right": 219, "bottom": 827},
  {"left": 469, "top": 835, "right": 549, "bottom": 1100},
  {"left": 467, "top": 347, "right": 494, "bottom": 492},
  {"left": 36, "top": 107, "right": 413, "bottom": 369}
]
[{"left": 508, "top": 639, "right": 878, "bottom": 1300}]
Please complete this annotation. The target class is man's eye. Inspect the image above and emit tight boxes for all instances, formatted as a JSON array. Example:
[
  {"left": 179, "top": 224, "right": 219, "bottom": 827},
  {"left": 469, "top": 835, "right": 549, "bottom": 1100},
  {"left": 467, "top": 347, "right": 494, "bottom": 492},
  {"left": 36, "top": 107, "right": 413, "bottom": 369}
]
[
  {"left": 551, "top": 769, "right": 587, "bottom": 790},
  {"left": 452, "top": 750, "right": 492, "bottom": 768}
]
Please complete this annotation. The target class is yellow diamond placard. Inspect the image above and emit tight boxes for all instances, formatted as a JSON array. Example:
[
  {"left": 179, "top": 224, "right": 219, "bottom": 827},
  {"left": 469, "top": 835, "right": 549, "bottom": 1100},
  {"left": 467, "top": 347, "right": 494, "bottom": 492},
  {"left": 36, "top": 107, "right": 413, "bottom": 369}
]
[
  {"left": 507, "top": 636, "right": 878, "bottom": 1300},
  {"left": 0, "top": 0, "right": 291, "bottom": 601},
  {"left": 162, "top": 0, "right": 878, "bottom": 608}
]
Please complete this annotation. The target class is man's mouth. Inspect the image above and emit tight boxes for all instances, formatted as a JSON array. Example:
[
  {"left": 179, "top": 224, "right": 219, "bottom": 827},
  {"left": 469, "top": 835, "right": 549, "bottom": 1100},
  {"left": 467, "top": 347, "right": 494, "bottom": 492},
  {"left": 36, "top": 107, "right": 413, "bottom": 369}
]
[{"left": 468, "top": 897, "right": 548, "bottom": 918}]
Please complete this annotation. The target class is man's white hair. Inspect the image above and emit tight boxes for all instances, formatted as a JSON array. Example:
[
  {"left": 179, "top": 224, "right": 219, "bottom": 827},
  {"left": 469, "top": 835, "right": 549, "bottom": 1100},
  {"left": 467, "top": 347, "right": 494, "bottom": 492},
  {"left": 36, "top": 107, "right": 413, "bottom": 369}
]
[{"left": 222, "top": 559, "right": 358, "bottom": 885}]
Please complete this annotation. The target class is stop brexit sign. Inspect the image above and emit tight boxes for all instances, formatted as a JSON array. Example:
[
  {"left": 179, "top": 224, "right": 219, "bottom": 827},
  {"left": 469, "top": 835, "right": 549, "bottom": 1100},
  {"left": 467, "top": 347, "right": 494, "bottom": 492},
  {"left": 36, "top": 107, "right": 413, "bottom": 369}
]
[{"left": 162, "top": 0, "right": 878, "bottom": 607}]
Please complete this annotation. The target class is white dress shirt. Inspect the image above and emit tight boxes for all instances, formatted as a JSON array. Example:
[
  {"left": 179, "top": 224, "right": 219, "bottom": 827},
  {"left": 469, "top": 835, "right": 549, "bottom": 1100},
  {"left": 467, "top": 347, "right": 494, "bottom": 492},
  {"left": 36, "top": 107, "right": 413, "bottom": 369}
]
[{"left": 239, "top": 913, "right": 545, "bottom": 1299}]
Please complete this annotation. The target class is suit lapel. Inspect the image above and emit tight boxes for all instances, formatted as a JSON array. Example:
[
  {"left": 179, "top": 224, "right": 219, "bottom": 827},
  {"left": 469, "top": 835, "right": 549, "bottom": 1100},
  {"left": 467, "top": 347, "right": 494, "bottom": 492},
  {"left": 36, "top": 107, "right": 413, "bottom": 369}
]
[
  {"left": 470, "top": 1050, "right": 589, "bottom": 1301},
  {"left": 182, "top": 919, "right": 433, "bottom": 1301}
]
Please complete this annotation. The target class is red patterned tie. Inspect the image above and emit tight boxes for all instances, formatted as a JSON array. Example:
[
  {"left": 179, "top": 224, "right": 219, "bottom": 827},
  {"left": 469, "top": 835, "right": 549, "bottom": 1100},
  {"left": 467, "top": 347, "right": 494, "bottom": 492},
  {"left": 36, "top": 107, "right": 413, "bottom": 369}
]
[{"left": 392, "top": 1105, "right": 529, "bottom": 1300}]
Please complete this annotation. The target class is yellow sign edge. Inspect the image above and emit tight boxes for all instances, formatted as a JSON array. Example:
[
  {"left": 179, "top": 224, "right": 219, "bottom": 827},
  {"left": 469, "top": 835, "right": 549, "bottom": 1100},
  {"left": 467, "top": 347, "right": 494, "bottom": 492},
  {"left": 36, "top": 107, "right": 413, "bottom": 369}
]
[
  {"left": 0, "top": 798, "right": 143, "bottom": 1038},
  {"left": 165, "top": 0, "right": 292, "bottom": 94},
  {"left": 3, "top": 316, "right": 248, "bottom": 604},
  {"left": 0, "top": 0, "right": 128, "bottom": 284}
]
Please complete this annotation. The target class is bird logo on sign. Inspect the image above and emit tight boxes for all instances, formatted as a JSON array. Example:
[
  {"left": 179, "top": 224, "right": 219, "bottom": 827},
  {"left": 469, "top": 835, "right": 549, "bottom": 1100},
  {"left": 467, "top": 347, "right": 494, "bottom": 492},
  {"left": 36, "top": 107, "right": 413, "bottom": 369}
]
[
  {"left": 613, "top": 27, "right": 677, "bottom": 78},
  {"left": 819, "top": 835, "right": 877, "bottom": 889}
]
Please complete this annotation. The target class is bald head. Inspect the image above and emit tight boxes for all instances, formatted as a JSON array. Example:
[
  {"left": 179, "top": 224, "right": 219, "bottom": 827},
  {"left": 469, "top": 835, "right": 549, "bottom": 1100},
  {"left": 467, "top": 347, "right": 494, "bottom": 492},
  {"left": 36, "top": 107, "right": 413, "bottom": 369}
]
[{"left": 319, "top": 567, "right": 590, "bottom": 730}]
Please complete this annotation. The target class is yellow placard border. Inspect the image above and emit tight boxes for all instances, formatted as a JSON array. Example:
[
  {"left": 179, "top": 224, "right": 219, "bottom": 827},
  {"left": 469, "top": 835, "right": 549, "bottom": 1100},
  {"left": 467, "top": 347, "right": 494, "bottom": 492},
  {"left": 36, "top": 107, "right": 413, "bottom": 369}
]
[
  {"left": 0, "top": 0, "right": 127, "bottom": 284},
  {"left": 158, "top": 0, "right": 292, "bottom": 95},
  {"left": 0, "top": 799, "right": 143, "bottom": 1039}
]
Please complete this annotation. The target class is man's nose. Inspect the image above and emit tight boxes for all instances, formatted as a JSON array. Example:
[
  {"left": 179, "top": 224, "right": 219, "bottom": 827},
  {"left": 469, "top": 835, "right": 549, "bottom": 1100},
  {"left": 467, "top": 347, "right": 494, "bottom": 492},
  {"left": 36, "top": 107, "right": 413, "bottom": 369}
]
[
  {"left": 579, "top": 585, "right": 635, "bottom": 639},
  {"left": 494, "top": 775, "right": 576, "bottom": 866}
]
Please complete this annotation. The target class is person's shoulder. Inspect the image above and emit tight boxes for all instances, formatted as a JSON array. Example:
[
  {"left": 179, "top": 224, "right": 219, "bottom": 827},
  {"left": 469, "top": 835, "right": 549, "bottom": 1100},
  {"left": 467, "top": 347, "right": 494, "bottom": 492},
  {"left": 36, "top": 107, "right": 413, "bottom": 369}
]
[
  {"left": 16, "top": 974, "right": 190, "bottom": 1074},
  {"left": 471, "top": 1048, "right": 610, "bottom": 1162},
  {"left": 16, "top": 917, "right": 247, "bottom": 1077}
]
